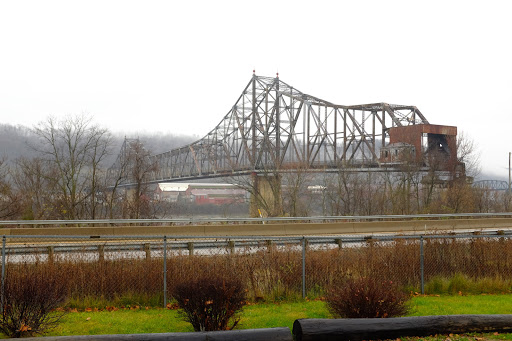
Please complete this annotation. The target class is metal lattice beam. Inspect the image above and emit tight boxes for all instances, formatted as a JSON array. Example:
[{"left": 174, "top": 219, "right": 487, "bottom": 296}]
[{"left": 111, "top": 74, "right": 430, "bottom": 184}]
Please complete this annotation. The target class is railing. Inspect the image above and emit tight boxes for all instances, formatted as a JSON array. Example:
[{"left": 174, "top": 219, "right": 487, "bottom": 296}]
[{"left": 2, "top": 212, "right": 512, "bottom": 227}]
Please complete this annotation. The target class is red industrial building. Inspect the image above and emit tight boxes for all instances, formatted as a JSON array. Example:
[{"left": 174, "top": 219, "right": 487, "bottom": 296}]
[
  {"left": 380, "top": 124, "right": 459, "bottom": 171},
  {"left": 154, "top": 183, "right": 247, "bottom": 205}
]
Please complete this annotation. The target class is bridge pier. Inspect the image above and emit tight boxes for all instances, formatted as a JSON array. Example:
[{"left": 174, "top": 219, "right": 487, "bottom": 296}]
[{"left": 249, "top": 173, "right": 283, "bottom": 217}]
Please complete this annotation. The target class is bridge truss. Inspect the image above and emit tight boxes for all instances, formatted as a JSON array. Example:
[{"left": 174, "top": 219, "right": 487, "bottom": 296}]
[
  {"left": 111, "top": 73, "right": 431, "bottom": 184},
  {"left": 473, "top": 180, "right": 510, "bottom": 191}
]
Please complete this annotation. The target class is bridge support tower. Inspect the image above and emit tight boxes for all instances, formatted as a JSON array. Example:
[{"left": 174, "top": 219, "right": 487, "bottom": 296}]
[{"left": 249, "top": 173, "right": 283, "bottom": 218}]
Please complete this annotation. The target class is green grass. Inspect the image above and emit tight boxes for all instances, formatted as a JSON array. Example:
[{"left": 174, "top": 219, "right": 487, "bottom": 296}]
[
  {"left": 238, "top": 300, "right": 329, "bottom": 329},
  {"left": 42, "top": 300, "right": 329, "bottom": 337},
  {"left": 409, "top": 294, "right": 512, "bottom": 316},
  {"left": 48, "top": 309, "right": 193, "bottom": 336},
  {"left": 8, "top": 295, "right": 512, "bottom": 338}
]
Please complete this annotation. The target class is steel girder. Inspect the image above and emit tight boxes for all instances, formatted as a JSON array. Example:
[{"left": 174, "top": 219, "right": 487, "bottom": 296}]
[{"left": 112, "top": 74, "right": 430, "bottom": 184}]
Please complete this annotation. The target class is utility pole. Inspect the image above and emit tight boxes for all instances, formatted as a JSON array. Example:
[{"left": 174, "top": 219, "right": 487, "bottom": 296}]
[{"left": 509, "top": 152, "right": 511, "bottom": 194}]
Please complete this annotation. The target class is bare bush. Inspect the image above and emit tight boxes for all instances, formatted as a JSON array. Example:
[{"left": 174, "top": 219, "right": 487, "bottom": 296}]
[
  {"left": 173, "top": 275, "right": 247, "bottom": 331},
  {"left": 326, "top": 277, "right": 410, "bottom": 318},
  {"left": 0, "top": 266, "right": 68, "bottom": 338}
]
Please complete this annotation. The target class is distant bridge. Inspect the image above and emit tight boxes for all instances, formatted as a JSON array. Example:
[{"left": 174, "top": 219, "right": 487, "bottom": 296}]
[
  {"left": 473, "top": 180, "right": 510, "bottom": 191},
  {"left": 110, "top": 73, "right": 459, "bottom": 185}
]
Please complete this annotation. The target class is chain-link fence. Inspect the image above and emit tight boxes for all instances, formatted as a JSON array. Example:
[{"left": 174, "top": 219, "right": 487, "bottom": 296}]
[{"left": 2, "top": 232, "right": 512, "bottom": 308}]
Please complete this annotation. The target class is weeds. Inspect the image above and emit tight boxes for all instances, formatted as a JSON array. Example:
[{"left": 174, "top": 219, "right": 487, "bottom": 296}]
[
  {"left": 3, "top": 236, "right": 512, "bottom": 310},
  {"left": 424, "top": 274, "right": 512, "bottom": 295}
]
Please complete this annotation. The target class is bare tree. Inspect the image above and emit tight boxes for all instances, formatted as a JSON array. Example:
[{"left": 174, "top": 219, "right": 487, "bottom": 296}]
[
  {"left": 394, "top": 148, "right": 423, "bottom": 214},
  {"left": 421, "top": 150, "right": 447, "bottom": 212},
  {"left": 442, "top": 178, "right": 476, "bottom": 213},
  {"left": 0, "top": 158, "right": 23, "bottom": 219},
  {"left": 86, "top": 128, "right": 112, "bottom": 219},
  {"left": 230, "top": 171, "right": 283, "bottom": 217},
  {"left": 281, "top": 164, "right": 314, "bottom": 217},
  {"left": 104, "top": 167, "right": 126, "bottom": 220},
  {"left": 32, "top": 114, "right": 112, "bottom": 219},
  {"left": 324, "top": 167, "right": 362, "bottom": 216},
  {"left": 11, "top": 157, "right": 59, "bottom": 219},
  {"left": 438, "top": 131, "right": 480, "bottom": 213},
  {"left": 456, "top": 131, "right": 481, "bottom": 179},
  {"left": 122, "top": 139, "right": 158, "bottom": 219},
  {"left": 104, "top": 139, "right": 133, "bottom": 219}
]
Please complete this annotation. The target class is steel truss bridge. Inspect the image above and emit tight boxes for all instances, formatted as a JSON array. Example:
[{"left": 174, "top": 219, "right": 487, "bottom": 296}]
[
  {"left": 110, "top": 73, "right": 433, "bottom": 184},
  {"left": 473, "top": 180, "right": 511, "bottom": 191}
]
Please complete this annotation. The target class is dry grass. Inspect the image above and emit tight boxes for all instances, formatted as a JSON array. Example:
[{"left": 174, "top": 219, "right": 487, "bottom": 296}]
[{"left": 4, "top": 236, "right": 512, "bottom": 308}]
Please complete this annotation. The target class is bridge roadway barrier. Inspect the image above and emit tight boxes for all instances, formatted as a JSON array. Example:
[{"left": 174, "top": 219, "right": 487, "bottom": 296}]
[
  {"left": 1, "top": 218, "right": 512, "bottom": 236},
  {"left": 16, "top": 327, "right": 293, "bottom": 341}
]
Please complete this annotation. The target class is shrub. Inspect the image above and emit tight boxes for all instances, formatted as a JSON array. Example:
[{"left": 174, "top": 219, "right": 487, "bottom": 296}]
[
  {"left": 326, "top": 277, "right": 410, "bottom": 318},
  {"left": 424, "top": 276, "right": 449, "bottom": 294},
  {"left": 447, "top": 273, "right": 471, "bottom": 294},
  {"left": 0, "top": 267, "right": 68, "bottom": 338},
  {"left": 173, "top": 275, "right": 247, "bottom": 331}
]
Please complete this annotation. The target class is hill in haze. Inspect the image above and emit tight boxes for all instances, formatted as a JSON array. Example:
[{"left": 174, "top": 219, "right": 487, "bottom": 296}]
[{"left": 0, "top": 123, "right": 196, "bottom": 167}]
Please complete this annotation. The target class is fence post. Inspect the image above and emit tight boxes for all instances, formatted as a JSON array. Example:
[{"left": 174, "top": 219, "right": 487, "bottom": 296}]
[
  {"left": 144, "top": 243, "right": 151, "bottom": 259},
  {"left": 1, "top": 236, "right": 6, "bottom": 312},
  {"left": 163, "top": 236, "right": 167, "bottom": 308},
  {"left": 420, "top": 235, "right": 425, "bottom": 295},
  {"left": 47, "top": 246, "right": 54, "bottom": 263},
  {"left": 187, "top": 242, "right": 194, "bottom": 256},
  {"left": 266, "top": 240, "right": 273, "bottom": 253},
  {"left": 302, "top": 237, "right": 306, "bottom": 299},
  {"left": 228, "top": 240, "right": 235, "bottom": 254},
  {"left": 98, "top": 245, "right": 105, "bottom": 262}
]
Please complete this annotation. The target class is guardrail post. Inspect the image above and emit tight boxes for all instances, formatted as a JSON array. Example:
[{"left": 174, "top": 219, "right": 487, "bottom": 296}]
[
  {"left": 98, "top": 245, "right": 105, "bottom": 262},
  {"left": 335, "top": 238, "right": 342, "bottom": 249},
  {"left": 163, "top": 236, "right": 167, "bottom": 308},
  {"left": 420, "top": 236, "right": 425, "bottom": 295},
  {"left": 144, "top": 243, "right": 151, "bottom": 260},
  {"left": 302, "top": 237, "right": 306, "bottom": 299},
  {"left": 1, "top": 236, "right": 6, "bottom": 312}
]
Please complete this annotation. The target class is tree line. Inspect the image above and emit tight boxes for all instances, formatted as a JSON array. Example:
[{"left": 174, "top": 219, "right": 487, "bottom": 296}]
[
  {"left": 232, "top": 134, "right": 510, "bottom": 217},
  {"left": 0, "top": 115, "right": 508, "bottom": 220},
  {"left": 0, "top": 115, "right": 194, "bottom": 220}
]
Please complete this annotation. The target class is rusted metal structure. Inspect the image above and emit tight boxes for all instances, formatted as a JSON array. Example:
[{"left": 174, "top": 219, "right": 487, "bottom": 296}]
[
  {"left": 110, "top": 73, "right": 459, "bottom": 184},
  {"left": 379, "top": 124, "right": 458, "bottom": 169}
]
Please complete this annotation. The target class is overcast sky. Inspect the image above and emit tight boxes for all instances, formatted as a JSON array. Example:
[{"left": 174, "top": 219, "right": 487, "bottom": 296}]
[{"left": 1, "top": 0, "right": 511, "bottom": 179}]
